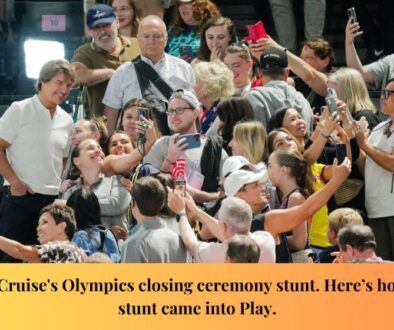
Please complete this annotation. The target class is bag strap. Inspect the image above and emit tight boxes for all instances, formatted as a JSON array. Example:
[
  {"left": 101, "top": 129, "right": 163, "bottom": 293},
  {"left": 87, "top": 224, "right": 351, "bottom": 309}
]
[
  {"left": 97, "top": 226, "right": 107, "bottom": 252},
  {"left": 133, "top": 55, "right": 173, "bottom": 100}
]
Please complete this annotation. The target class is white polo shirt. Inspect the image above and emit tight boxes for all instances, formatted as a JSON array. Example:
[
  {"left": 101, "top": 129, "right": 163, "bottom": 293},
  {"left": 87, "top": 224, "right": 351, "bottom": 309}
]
[{"left": 0, "top": 95, "right": 73, "bottom": 195}]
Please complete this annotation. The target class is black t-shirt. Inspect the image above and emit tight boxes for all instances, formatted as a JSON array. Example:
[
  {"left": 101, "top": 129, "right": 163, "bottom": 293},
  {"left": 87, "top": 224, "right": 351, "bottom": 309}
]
[
  {"left": 251, "top": 213, "right": 293, "bottom": 263},
  {"left": 294, "top": 76, "right": 326, "bottom": 113}
]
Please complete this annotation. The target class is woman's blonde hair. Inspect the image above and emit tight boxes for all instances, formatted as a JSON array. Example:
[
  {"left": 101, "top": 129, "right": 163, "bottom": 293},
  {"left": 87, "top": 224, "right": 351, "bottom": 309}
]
[
  {"left": 233, "top": 121, "right": 267, "bottom": 164},
  {"left": 329, "top": 67, "right": 376, "bottom": 114},
  {"left": 193, "top": 59, "right": 234, "bottom": 101}
]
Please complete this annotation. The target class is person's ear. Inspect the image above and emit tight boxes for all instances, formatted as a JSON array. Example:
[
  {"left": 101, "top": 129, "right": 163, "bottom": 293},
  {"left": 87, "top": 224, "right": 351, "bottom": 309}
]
[
  {"left": 345, "top": 244, "right": 354, "bottom": 256},
  {"left": 57, "top": 222, "right": 67, "bottom": 235},
  {"left": 321, "top": 56, "right": 330, "bottom": 69},
  {"left": 280, "top": 165, "right": 288, "bottom": 175},
  {"left": 92, "top": 131, "right": 100, "bottom": 142},
  {"left": 283, "top": 68, "right": 290, "bottom": 80},
  {"left": 73, "top": 157, "right": 80, "bottom": 167}
]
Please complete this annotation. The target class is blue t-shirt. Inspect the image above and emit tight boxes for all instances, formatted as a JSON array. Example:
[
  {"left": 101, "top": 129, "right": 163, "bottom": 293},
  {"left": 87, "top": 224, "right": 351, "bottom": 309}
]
[{"left": 72, "top": 227, "right": 121, "bottom": 263}]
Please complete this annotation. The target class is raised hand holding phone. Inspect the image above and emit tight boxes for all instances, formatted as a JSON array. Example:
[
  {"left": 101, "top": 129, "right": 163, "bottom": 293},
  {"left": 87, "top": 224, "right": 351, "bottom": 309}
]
[{"left": 244, "top": 20, "right": 268, "bottom": 43}]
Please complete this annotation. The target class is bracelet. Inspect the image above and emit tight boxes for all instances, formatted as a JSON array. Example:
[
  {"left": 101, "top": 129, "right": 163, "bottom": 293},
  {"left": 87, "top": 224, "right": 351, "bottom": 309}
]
[{"left": 320, "top": 131, "right": 330, "bottom": 139}]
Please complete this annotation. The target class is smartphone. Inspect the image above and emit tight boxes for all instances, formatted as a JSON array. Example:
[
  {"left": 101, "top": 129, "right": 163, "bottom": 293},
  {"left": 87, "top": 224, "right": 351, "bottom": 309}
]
[
  {"left": 175, "top": 133, "right": 201, "bottom": 150},
  {"left": 335, "top": 143, "right": 347, "bottom": 164},
  {"left": 347, "top": 7, "right": 358, "bottom": 23},
  {"left": 179, "top": 45, "right": 193, "bottom": 58},
  {"left": 137, "top": 107, "right": 150, "bottom": 120},
  {"left": 325, "top": 88, "right": 338, "bottom": 114}
]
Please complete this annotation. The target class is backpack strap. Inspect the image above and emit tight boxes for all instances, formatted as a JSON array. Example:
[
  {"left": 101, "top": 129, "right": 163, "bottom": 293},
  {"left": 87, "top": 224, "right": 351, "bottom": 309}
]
[
  {"left": 133, "top": 56, "right": 173, "bottom": 100},
  {"left": 97, "top": 226, "right": 107, "bottom": 252}
]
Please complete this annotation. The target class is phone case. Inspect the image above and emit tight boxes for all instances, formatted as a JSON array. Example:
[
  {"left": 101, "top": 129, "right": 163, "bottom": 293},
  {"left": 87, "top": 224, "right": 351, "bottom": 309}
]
[{"left": 243, "top": 21, "right": 268, "bottom": 43}]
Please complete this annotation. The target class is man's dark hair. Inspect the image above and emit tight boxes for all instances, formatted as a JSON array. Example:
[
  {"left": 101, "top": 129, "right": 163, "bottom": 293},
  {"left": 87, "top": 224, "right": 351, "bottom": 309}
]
[
  {"left": 39, "top": 204, "right": 76, "bottom": 240},
  {"left": 338, "top": 224, "right": 377, "bottom": 253},
  {"left": 131, "top": 176, "right": 165, "bottom": 217},
  {"left": 302, "top": 38, "right": 335, "bottom": 72}
]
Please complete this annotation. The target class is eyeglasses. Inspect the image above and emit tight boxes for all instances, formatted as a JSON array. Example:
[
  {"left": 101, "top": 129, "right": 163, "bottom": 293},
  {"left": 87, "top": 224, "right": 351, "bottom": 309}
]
[
  {"left": 381, "top": 89, "right": 394, "bottom": 100},
  {"left": 113, "top": 6, "right": 132, "bottom": 14},
  {"left": 166, "top": 107, "right": 192, "bottom": 116}
]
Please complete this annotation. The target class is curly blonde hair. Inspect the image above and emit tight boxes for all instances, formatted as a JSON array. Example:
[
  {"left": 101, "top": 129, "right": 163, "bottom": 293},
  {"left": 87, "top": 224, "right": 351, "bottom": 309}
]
[{"left": 193, "top": 59, "right": 234, "bottom": 101}]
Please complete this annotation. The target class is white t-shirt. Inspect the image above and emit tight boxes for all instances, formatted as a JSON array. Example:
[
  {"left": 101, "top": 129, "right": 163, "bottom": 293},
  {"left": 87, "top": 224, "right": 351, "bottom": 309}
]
[
  {"left": 0, "top": 95, "right": 73, "bottom": 195},
  {"left": 195, "top": 231, "right": 276, "bottom": 263},
  {"left": 365, "top": 120, "right": 394, "bottom": 218}
]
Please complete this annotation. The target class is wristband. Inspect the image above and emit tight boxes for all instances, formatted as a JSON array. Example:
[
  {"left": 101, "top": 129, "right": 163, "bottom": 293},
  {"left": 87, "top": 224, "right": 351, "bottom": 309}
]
[
  {"left": 343, "top": 123, "right": 353, "bottom": 130},
  {"left": 176, "top": 211, "right": 187, "bottom": 222}
]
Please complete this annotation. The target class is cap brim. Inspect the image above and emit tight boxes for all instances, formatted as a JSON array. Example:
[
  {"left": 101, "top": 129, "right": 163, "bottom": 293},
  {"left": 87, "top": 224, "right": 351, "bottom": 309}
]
[
  {"left": 89, "top": 17, "right": 115, "bottom": 29},
  {"left": 246, "top": 170, "right": 268, "bottom": 185}
]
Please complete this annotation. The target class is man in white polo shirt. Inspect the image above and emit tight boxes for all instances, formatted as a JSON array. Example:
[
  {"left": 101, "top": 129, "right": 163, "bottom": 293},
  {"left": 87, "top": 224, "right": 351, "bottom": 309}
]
[{"left": 0, "top": 59, "right": 74, "bottom": 262}]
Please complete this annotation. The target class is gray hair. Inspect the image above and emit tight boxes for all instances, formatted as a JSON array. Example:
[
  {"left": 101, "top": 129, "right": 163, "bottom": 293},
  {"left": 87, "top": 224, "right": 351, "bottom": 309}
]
[
  {"left": 218, "top": 197, "right": 252, "bottom": 234},
  {"left": 36, "top": 59, "right": 74, "bottom": 91}
]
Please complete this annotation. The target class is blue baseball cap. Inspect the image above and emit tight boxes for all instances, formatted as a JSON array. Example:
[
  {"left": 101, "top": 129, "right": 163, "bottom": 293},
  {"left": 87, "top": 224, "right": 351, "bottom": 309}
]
[{"left": 87, "top": 4, "right": 116, "bottom": 29}]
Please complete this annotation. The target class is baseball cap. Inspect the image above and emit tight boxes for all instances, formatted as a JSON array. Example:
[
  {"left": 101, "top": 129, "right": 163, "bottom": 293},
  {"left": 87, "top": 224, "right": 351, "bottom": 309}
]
[
  {"left": 169, "top": 89, "right": 200, "bottom": 110},
  {"left": 260, "top": 48, "right": 288, "bottom": 72},
  {"left": 224, "top": 169, "right": 268, "bottom": 197},
  {"left": 222, "top": 156, "right": 257, "bottom": 178},
  {"left": 87, "top": 4, "right": 116, "bottom": 29}
]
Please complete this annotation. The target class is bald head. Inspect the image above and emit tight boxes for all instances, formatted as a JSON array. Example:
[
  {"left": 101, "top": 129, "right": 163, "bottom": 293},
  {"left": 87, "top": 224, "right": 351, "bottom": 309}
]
[
  {"left": 137, "top": 15, "right": 168, "bottom": 63},
  {"left": 138, "top": 15, "right": 167, "bottom": 35}
]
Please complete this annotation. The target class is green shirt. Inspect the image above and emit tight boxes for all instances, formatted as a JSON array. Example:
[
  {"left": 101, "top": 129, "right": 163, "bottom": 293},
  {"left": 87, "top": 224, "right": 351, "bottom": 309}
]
[{"left": 72, "top": 35, "right": 140, "bottom": 118}]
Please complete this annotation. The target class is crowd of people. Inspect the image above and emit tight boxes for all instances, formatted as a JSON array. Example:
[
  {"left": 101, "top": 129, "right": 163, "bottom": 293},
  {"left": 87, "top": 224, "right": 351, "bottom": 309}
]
[{"left": 0, "top": 0, "right": 393, "bottom": 264}]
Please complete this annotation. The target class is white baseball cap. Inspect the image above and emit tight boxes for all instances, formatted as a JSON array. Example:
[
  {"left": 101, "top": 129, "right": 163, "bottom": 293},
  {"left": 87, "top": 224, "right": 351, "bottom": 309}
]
[
  {"left": 224, "top": 169, "right": 268, "bottom": 197},
  {"left": 222, "top": 156, "right": 257, "bottom": 178}
]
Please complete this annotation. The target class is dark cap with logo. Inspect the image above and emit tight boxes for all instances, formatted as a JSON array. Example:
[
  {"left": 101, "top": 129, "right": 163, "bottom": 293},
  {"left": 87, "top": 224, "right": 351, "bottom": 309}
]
[
  {"left": 87, "top": 4, "right": 116, "bottom": 29},
  {"left": 260, "top": 48, "right": 288, "bottom": 73}
]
